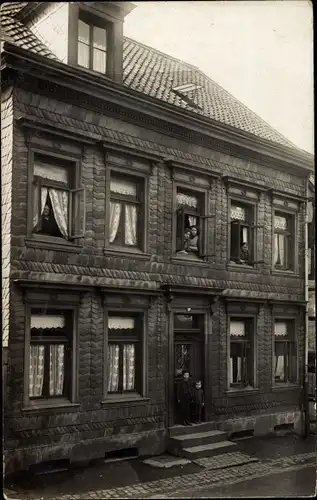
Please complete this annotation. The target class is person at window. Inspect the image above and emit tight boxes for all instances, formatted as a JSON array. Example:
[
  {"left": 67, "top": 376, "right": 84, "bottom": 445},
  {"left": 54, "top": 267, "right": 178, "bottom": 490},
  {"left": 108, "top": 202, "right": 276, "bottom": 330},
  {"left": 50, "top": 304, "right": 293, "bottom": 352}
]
[
  {"left": 240, "top": 242, "right": 249, "bottom": 263},
  {"left": 177, "top": 228, "right": 191, "bottom": 254},
  {"left": 37, "top": 202, "right": 63, "bottom": 238},
  {"left": 188, "top": 226, "right": 199, "bottom": 255},
  {"left": 191, "top": 380, "right": 204, "bottom": 424},
  {"left": 177, "top": 370, "right": 193, "bottom": 426}
]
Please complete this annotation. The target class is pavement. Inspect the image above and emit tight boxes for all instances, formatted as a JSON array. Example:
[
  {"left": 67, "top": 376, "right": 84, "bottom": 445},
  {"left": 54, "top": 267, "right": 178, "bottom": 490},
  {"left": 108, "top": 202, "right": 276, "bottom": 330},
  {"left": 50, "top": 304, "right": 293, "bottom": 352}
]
[{"left": 4, "top": 434, "right": 316, "bottom": 500}]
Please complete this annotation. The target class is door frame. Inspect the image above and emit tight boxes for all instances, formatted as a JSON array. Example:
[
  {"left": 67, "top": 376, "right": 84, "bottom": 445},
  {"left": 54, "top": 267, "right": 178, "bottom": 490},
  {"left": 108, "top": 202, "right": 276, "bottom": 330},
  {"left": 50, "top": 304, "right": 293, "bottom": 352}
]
[{"left": 167, "top": 307, "right": 211, "bottom": 427}]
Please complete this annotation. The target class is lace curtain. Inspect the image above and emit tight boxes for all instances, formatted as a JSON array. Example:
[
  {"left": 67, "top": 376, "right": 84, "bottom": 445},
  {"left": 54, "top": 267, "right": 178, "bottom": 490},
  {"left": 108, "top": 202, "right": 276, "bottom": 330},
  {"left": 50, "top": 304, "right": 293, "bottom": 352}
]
[
  {"left": 108, "top": 344, "right": 119, "bottom": 392},
  {"left": 33, "top": 187, "right": 69, "bottom": 238},
  {"left": 49, "top": 345, "right": 65, "bottom": 396},
  {"left": 110, "top": 179, "right": 137, "bottom": 196},
  {"left": 230, "top": 321, "right": 246, "bottom": 337},
  {"left": 274, "top": 322, "right": 288, "bottom": 337},
  {"left": 242, "top": 227, "right": 248, "bottom": 244},
  {"left": 274, "top": 233, "right": 285, "bottom": 266},
  {"left": 274, "top": 215, "right": 287, "bottom": 230},
  {"left": 123, "top": 344, "right": 135, "bottom": 391},
  {"left": 188, "top": 215, "right": 197, "bottom": 228},
  {"left": 109, "top": 202, "right": 122, "bottom": 243},
  {"left": 29, "top": 345, "right": 45, "bottom": 397},
  {"left": 274, "top": 354, "right": 285, "bottom": 381},
  {"left": 125, "top": 205, "right": 137, "bottom": 245},
  {"left": 231, "top": 206, "right": 246, "bottom": 221},
  {"left": 177, "top": 192, "right": 197, "bottom": 208}
]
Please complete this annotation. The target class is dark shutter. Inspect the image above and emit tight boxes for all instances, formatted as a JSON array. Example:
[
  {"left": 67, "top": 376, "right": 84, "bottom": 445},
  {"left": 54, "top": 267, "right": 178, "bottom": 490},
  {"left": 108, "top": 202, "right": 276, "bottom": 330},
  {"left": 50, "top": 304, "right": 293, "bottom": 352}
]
[{"left": 230, "top": 221, "right": 240, "bottom": 261}]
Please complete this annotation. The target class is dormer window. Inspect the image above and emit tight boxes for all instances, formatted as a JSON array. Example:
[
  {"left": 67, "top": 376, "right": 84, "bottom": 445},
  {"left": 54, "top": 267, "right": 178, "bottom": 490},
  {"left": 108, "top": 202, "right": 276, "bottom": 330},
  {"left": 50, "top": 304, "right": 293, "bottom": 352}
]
[{"left": 78, "top": 18, "right": 107, "bottom": 73}]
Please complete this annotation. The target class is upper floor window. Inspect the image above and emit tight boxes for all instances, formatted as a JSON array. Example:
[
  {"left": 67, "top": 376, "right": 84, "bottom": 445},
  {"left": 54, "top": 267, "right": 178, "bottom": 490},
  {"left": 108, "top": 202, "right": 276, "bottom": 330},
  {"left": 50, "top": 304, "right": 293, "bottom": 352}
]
[
  {"left": 32, "top": 155, "right": 85, "bottom": 241},
  {"left": 273, "top": 320, "right": 297, "bottom": 384},
  {"left": 78, "top": 18, "right": 107, "bottom": 73},
  {"left": 109, "top": 175, "right": 144, "bottom": 249},
  {"left": 176, "top": 188, "right": 204, "bottom": 258},
  {"left": 273, "top": 211, "right": 294, "bottom": 270},
  {"left": 229, "top": 318, "right": 254, "bottom": 389},
  {"left": 229, "top": 202, "right": 254, "bottom": 265},
  {"left": 29, "top": 310, "right": 72, "bottom": 400}
]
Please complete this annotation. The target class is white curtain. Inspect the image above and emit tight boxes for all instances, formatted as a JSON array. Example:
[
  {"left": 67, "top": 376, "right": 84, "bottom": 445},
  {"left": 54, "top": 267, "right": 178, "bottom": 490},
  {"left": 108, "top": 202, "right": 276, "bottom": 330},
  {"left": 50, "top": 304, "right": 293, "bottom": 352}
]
[
  {"left": 29, "top": 345, "right": 45, "bottom": 397},
  {"left": 242, "top": 227, "right": 248, "bottom": 244},
  {"left": 229, "top": 357, "right": 242, "bottom": 384},
  {"left": 49, "top": 189, "right": 69, "bottom": 238},
  {"left": 49, "top": 345, "right": 65, "bottom": 396},
  {"left": 33, "top": 186, "right": 48, "bottom": 229},
  {"left": 274, "top": 233, "right": 285, "bottom": 266},
  {"left": 177, "top": 192, "right": 197, "bottom": 208},
  {"left": 123, "top": 344, "right": 135, "bottom": 391},
  {"left": 125, "top": 205, "right": 137, "bottom": 245},
  {"left": 109, "top": 202, "right": 121, "bottom": 243},
  {"left": 274, "top": 354, "right": 285, "bottom": 381},
  {"left": 188, "top": 216, "right": 197, "bottom": 228},
  {"left": 108, "top": 344, "right": 119, "bottom": 392},
  {"left": 93, "top": 48, "right": 106, "bottom": 73}
]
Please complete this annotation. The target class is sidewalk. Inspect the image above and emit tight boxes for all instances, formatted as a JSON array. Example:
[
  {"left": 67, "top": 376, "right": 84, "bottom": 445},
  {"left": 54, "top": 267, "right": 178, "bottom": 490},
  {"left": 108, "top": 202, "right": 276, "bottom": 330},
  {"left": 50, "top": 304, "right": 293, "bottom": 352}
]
[{"left": 4, "top": 434, "right": 316, "bottom": 500}]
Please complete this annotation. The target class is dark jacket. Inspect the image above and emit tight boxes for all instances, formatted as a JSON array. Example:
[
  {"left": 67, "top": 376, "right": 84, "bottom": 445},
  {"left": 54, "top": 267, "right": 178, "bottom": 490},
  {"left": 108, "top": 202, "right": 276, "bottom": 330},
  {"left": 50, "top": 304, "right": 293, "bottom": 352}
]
[{"left": 192, "top": 387, "right": 204, "bottom": 406}]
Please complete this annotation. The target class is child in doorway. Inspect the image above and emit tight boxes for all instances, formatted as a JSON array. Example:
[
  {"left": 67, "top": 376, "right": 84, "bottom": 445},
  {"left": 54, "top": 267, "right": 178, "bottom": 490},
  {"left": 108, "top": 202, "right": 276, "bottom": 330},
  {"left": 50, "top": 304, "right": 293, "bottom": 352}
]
[
  {"left": 177, "top": 371, "right": 193, "bottom": 425},
  {"left": 192, "top": 380, "right": 204, "bottom": 424}
]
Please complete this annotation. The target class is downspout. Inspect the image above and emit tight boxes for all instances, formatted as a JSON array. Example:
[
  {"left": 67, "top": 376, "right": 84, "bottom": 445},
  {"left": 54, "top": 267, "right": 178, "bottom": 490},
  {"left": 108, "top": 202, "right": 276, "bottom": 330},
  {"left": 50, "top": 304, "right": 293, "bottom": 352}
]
[{"left": 303, "top": 175, "right": 310, "bottom": 437}]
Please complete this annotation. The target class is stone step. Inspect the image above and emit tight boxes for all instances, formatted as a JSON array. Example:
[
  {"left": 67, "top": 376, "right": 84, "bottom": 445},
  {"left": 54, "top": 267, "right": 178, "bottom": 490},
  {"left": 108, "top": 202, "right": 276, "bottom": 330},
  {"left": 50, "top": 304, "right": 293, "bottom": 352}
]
[
  {"left": 169, "top": 421, "right": 218, "bottom": 437},
  {"left": 179, "top": 440, "right": 237, "bottom": 459},
  {"left": 170, "top": 430, "right": 228, "bottom": 449}
]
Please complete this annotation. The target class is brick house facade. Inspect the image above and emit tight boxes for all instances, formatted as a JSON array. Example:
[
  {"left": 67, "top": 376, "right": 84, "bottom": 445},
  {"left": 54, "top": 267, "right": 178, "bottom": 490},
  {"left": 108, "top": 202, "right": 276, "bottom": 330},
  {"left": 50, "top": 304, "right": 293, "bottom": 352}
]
[{"left": 1, "top": 2, "right": 314, "bottom": 473}]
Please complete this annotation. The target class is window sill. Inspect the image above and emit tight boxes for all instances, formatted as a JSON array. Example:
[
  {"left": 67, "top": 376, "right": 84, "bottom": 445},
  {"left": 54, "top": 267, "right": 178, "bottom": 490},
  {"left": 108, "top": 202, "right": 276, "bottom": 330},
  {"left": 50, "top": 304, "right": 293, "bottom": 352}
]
[
  {"left": 22, "top": 399, "right": 80, "bottom": 414},
  {"left": 171, "top": 256, "right": 208, "bottom": 267},
  {"left": 272, "top": 268, "right": 297, "bottom": 276},
  {"left": 25, "top": 237, "right": 81, "bottom": 253},
  {"left": 104, "top": 247, "right": 152, "bottom": 261},
  {"left": 101, "top": 394, "right": 150, "bottom": 407},
  {"left": 272, "top": 383, "right": 300, "bottom": 391},
  {"left": 227, "top": 263, "right": 258, "bottom": 273},
  {"left": 226, "top": 387, "right": 259, "bottom": 397}
]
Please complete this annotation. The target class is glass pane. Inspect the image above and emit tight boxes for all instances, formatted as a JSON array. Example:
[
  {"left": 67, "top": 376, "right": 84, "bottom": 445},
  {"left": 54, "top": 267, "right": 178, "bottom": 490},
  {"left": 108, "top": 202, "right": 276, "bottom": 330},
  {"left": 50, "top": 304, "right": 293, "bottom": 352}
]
[
  {"left": 108, "top": 317, "right": 135, "bottom": 330},
  {"left": 78, "top": 41, "right": 89, "bottom": 68},
  {"left": 230, "top": 343, "right": 247, "bottom": 385},
  {"left": 34, "top": 163, "right": 68, "bottom": 184},
  {"left": 175, "top": 344, "right": 190, "bottom": 375},
  {"left": 177, "top": 192, "right": 198, "bottom": 209},
  {"left": 93, "top": 48, "right": 106, "bottom": 73},
  {"left": 29, "top": 345, "right": 45, "bottom": 397},
  {"left": 108, "top": 344, "right": 119, "bottom": 392},
  {"left": 31, "top": 314, "right": 65, "bottom": 330},
  {"left": 174, "top": 315, "right": 201, "bottom": 330},
  {"left": 78, "top": 19, "right": 89, "bottom": 43},
  {"left": 274, "top": 321, "right": 288, "bottom": 337},
  {"left": 230, "top": 321, "right": 246, "bottom": 337},
  {"left": 274, "top": 342, "right": 286, "bottom": 382},
  {"left": 274, "top": 233, "right": 286, "bottom": 266},
  {"left": 123, "top": 344, "right": 135, "bottom": 391},
  {"left": 49, "top": 344, "right": 65, "bottom": 396},
  {"left": 93, "top": 26, "right": 106, "bottom": 50},
  {"left": 110, "top": 178, "right": 137, "bottom": 196},
  {"left": 274, "top": 215, "right": 287, "bottom": 230}
]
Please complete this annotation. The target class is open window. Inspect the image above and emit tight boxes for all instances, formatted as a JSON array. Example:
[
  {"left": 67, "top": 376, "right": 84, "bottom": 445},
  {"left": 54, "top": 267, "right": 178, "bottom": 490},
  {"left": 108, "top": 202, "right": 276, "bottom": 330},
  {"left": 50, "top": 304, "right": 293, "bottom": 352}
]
[
  {"left": 229, "top": 202, "right": 255, "bottom": 265},
  {"left": 273, "top": 211, "right": 294, "bottom": 270},
  {"left": 32, "top": 155, "right": 86, "bottom": 241},
  {"left": 107, "top": 314, "right": 143, "bottom": 395},
  {"left": 109, "top": 174, "right": 144, "bottom": 249},
  {"left": 175, "top": 189, "right": 204, "bottom": 259},
  {"left": 273, "top": 320, "right": 297, "bottom": 384},
  {"left": 29, "top": 310, "right": 73, "bottom": 400},
  {"left": 229, "top": 318, "right": 254, "bottom": 389}
]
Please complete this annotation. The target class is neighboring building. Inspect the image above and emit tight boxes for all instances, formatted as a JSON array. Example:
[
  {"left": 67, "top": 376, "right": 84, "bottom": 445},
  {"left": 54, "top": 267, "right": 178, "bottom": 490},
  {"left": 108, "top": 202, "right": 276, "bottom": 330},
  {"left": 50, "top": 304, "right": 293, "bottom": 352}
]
[
  {"left": 307, "top": 175, "right": 315, "bottom": 399},
  {"left": 1, "top": 2, "right": 314, "bottom": 474}
]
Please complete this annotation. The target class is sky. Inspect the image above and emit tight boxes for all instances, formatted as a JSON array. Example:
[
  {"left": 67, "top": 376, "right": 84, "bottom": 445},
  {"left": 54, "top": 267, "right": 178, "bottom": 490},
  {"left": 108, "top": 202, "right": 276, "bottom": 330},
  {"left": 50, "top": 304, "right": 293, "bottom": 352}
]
[{"left": 124, "top": 1, "right": 314, "bottom": 154}]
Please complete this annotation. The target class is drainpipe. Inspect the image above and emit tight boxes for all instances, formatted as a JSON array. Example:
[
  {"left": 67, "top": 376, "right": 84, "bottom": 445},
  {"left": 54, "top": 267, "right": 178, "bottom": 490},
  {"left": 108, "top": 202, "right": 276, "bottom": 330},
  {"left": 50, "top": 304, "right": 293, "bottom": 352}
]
[{"left": 303, "top": 175, "right": 310, "bottom": 438}]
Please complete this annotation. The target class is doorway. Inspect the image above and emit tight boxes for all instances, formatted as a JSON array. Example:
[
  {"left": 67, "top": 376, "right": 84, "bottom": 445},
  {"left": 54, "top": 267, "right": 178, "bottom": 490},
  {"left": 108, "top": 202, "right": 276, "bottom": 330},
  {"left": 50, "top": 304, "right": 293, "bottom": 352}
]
[{"left": 173, "top": 313, "right": 204, "bottom": 425}]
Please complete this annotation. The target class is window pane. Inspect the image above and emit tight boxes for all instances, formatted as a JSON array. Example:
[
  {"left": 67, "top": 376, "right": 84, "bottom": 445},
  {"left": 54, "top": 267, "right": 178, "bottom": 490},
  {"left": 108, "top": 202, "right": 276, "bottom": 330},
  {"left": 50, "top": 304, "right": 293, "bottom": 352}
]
[
  {"left": 93, "top": 26, "right": 106, "bottom": 50},
  {"left": 123, "top": 344, "right": 135, "bottom": 391},
  {"left": 230, "top": 221, "right": 240, "bottom": 260},
  {"left": 230, "top": 320, "right": 246, "bottom": 337},
  {"left": 93, "top": 48, "right": 106, "bottom": 73},
  {"left": 124, "top": 204, "right": 138, "bottom": 246},
  {"left": 274, "top": 321, "right": 288, "bottom": 337},
  {"left": 78, "top": 19, "right": 89, "bottom": 43},
  {"left": 274, "top": 342, "right": 286, "bottom": 382},
  {"left": 78, "top": 41, "right": 89, "bottom": 68},
  {"left": 34, "top": 163, "right": 68, "bottom": 184},
  {"left": 230, "top": 343, "right": 246, "bottom": 385},
  {"left": 31, "top": 314, "right": 65, "bottom": 330},
  {"left": 274, "top": 233, "right": 286, "bottom": 266},
  {"left": 49, "top": 344, "right": 65, "bottom": 396},
  {"left": 108, "top": 344, "right": 119, "bottom": 392},
  {"left": 29, "top": 345, "right": 45, "bottom": 397}
]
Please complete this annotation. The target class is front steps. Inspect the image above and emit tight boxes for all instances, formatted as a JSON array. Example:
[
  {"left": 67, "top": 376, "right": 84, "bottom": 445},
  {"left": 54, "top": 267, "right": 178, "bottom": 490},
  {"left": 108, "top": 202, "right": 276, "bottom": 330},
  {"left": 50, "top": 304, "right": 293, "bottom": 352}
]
[{"left": 168, "top": 422, "right": 237, "bottom": 460}]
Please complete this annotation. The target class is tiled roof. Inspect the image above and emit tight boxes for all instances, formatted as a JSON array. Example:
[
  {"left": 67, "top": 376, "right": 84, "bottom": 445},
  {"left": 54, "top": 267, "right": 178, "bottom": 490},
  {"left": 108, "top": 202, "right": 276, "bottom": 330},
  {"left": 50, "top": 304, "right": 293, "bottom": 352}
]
[{"left": 0, "top": 2, "right": 298, "bottom": 149}]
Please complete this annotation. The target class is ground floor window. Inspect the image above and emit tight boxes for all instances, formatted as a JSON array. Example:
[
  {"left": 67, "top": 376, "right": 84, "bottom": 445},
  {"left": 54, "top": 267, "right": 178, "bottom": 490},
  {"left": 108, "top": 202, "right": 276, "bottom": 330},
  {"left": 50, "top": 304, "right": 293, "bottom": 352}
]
[
  {"left": 29, "top": 310, "right": 72, "bottom": 399},
  {"left": 107, "top": 314, "right": 142, "bottom": 394},
  {"left": 229, "top": 318, "right": 254, "bottom": 388},
  {"left": 273, "top": 320, "right": 297, "bottom": 384}
]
